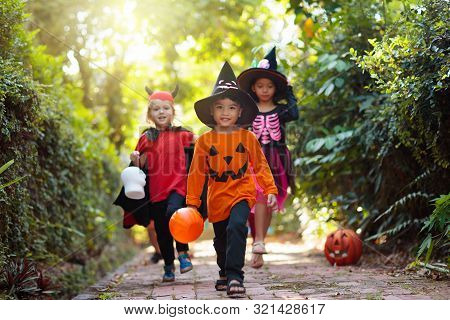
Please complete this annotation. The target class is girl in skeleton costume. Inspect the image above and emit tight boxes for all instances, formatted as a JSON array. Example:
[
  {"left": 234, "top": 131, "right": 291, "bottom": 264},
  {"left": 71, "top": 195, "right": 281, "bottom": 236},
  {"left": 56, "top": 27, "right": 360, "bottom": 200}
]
[{"left": 237, "top": 47, "right": 299, "bottom": 268}]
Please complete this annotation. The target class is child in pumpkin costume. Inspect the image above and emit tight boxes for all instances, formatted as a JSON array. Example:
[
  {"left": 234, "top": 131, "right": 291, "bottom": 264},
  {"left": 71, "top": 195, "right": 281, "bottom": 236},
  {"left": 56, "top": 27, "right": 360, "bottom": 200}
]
[{"left": 186, "top": 62, "right": 278, "bottom": 297}]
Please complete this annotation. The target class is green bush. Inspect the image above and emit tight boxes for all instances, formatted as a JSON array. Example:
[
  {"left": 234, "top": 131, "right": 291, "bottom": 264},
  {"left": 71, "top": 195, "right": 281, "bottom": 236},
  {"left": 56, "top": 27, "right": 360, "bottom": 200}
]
[
  {"left": 281, "top": 0, "right": 449, "bottom": 255},
  {"left": 0, "top": 0, "right": 131, "bottom": 298},
  {"left": 417, "top": 193, "right": 449, "bottom": 263},
  {"left": 356, "top": 0, "right": 449, "bottom": 170},
  {"left": 354, "top": 0, "right": 449, "bottom": 245},
  {"left": 283, "top": 0, "right": 388, "bottom": 233}
]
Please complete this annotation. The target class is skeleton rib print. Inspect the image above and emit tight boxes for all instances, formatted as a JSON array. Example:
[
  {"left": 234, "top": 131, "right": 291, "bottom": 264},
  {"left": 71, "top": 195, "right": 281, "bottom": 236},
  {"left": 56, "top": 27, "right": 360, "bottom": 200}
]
[{"left": 253, "top": 113, "right": 281, "bottom": 145}]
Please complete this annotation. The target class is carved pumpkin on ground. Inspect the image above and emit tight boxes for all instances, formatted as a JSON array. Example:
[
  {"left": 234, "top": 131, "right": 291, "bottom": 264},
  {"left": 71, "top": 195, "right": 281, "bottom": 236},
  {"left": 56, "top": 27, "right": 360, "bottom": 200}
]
[
  {"left": 207, "top": 142, "right": 248, "bottom": 182},
  {"left": 324, "top": 229, "right": 362, "bottom": 266},
  {"left": 169, "top": 207, "right": 204, "bottom": 244}
]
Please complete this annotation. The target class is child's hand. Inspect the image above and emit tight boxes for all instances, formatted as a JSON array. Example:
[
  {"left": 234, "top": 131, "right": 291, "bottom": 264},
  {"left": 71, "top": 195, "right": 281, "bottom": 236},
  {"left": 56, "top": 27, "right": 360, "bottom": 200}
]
[
  {"left": 267, "top": 194, "right": 277, "bottom": 210},
  {"left": 130, "top": 151, "right": 140, "bottom": 166},
  {"left": 186, "top": 205, "right": 207, "bottom": 221}
]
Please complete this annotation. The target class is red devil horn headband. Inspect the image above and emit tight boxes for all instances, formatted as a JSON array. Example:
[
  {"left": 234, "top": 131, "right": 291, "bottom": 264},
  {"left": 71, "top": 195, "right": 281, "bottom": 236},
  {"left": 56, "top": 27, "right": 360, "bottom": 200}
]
[{"left": 145, "top": 85, "right": 179, "bottom": 102}]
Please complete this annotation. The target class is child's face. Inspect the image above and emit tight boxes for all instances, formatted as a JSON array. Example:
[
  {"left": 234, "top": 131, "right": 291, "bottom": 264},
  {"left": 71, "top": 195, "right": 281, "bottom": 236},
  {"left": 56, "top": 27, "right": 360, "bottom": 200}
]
[
  {"left": 252, "top": 78, "right": 276, "bottom": 103},
  {"left": 211, "top": 98, "right": 242, "bottom": 128},
  {"left": 148, "top": 100, "right": 174, "bottom": 129}
]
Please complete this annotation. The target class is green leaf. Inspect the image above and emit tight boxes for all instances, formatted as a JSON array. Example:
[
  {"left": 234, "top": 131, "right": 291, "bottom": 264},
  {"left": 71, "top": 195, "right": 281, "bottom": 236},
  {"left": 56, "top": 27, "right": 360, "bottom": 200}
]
[
  {"left": 317, "top": 82, "right": 329, "bottom": 95},
  {"left": 305, "top": 138, "right": 325, "bottom": 153},
  {"left": 420, "top": 219, "right": 432, "bottom": 233},
  {"left": 298, "top": 155, "right": 323, "bottom": 165},
  {"left": 0, "top": 175, "right": 27, "bottom": 190},
  {"left": 66, "top": 227, "right": 85, "bottom": 237},
  {"left": 335, "top": 60, "right": 349, "bottom": 72},
  {"left": 360, "top": 96, "right": 375, "bottom": 111},
  {"left": 324, "top": 83, "right": 335, "bottom": 96},
  {"left": 317, "top": 54, "right": 329, "bottom": 63},
  {"left": 308, "top": 165, "right": 321, "bottom": 175},
  {"left": 424, "top": 238, "right": 434, "bottom": 264},
  {"left": 334, "top": 77, "right": 345, "bottom": 88},
  {"left": 336, "top": 130, "right": 353, "bottom": 140},
  {"left": 324, "top": 136, "right": 338, "bottom": 149},
  {"left": 317, "top": 77, "right": 335, "bottom": 95},
  {"left": 319, "top": 152, "right": 337, "bottom": 163},
  {"left": 328, "top": 54, "right": 338, "bottom": 61},
  {"left": 327, "top": 60, "right": 338, "bottom": 70},
  {"left": 368, "top": 38, "right": 378, "bottom": 47},
  {"left": 0, "top": 160, "right": 14, "bottom": 175},
  {"left": 417, "top": 234, "right": 432, "bottom": 258}
]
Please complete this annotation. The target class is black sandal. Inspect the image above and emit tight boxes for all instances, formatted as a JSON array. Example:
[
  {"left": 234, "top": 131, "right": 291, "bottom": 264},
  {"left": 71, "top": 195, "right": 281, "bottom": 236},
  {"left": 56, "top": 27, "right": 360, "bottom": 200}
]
[
  {"left": 226, "top": 280, "right": 246, "bottom": 298},
  {"left": 215, "top": 279, "right": 227, "bottom": 291}
]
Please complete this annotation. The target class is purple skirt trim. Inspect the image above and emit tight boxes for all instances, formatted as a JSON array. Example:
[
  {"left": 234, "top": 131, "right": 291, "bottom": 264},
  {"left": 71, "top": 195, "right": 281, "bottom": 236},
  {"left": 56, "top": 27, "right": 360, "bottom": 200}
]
[{"left": 250, "top": 145, "right": 293, "bottom": 213}]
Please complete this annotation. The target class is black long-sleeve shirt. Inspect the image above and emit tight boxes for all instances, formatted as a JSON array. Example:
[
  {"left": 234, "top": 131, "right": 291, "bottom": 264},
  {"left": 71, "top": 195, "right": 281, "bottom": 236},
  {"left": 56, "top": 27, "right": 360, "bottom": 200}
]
[{"left": 251, "top": 85, "right": 299, "bottom": 149}]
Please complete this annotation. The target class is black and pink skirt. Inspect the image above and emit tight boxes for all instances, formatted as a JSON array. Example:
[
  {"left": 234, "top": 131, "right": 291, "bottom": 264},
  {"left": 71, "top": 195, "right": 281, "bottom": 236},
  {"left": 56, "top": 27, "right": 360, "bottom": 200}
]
[{"left": 248, "top": 145, "right": 295, "bottom": 237}]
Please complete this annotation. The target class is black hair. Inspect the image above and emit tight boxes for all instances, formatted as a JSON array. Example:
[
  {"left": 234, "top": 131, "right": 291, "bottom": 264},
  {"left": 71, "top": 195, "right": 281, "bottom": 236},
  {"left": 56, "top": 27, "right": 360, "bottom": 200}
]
[
  {"left": 210, "top": 91, "right": 242, "bottom": 108},
  {"left": 249, "top": 78, "right": 284, "bottom": 103}
]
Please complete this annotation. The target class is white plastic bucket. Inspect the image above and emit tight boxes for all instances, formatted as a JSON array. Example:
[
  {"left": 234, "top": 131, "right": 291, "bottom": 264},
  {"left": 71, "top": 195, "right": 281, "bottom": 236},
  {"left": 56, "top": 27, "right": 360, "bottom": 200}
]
[{"left": 120, "top": 167, "right": 146, "bottom": 200}]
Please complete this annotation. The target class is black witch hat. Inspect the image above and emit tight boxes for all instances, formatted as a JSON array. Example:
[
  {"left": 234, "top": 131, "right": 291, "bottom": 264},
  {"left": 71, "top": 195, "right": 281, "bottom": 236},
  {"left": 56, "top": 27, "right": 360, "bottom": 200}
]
[
  {"left": 194, "top": 61, "right": 258, "bottom": 128},
  {"left": 237, "top": 47, "right": 288, "bottom": 98}
]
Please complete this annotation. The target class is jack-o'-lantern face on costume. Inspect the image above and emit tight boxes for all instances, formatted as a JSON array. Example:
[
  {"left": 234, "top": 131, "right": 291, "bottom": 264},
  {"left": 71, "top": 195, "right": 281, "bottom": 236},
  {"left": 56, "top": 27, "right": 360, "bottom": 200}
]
[{"left": 207, "top": 142, "right": 248, "bottom": 182}]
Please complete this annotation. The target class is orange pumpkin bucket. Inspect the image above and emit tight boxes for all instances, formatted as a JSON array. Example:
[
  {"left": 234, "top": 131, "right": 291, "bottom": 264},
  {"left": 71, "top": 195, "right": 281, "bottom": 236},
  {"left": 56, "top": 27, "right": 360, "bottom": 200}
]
[
  {"left": 169, "top": 207, "right": 204, "bottom": 244},
  {"left": 324, "top": 229, "right": 362, "bottom": 266}
]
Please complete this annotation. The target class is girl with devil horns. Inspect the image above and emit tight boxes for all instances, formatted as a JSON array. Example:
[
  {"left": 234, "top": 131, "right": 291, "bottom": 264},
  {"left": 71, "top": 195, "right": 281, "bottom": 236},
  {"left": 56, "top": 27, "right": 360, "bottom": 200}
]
[
  {"left": 237, "top": 47, "right": 299, "bottom": 269},
  {"left": 115, "top": 85, "right": 198, "bottom": 282}
]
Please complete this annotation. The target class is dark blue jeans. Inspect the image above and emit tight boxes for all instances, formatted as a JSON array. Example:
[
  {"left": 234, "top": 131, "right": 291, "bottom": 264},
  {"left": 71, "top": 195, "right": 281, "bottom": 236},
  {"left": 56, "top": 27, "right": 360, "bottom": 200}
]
[
  {"left": 152, "top": 192, "right": 189, "bottom": 266},
  {"left": 212, "top": 200, "right": 250, "bottom": 283}
]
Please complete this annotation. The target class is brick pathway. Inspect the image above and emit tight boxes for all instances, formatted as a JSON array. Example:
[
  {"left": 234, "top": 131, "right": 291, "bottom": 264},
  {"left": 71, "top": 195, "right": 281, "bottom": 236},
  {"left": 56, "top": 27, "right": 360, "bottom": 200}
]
[{"left": 74, "top": 240, "right": 449, "bottom": 300}]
